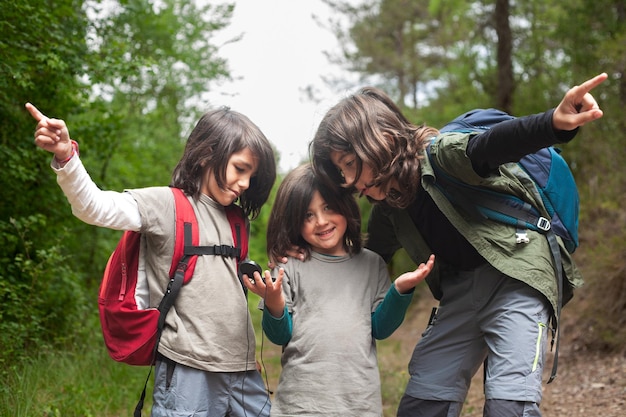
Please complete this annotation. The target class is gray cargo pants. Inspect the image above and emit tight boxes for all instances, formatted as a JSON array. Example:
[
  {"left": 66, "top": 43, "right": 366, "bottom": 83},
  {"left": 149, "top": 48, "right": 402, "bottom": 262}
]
[
  {"left": 151, "top": 355, "right": 271, "bottom": 417},
  {"left": 397, "top": 263, "right": 550, "bottom": 417}
]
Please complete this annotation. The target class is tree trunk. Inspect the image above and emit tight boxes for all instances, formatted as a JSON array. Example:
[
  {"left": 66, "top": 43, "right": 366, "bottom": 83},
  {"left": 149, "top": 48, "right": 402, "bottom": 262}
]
[{"left": 494, "top": 0, "right": 514, "bottom": 113}]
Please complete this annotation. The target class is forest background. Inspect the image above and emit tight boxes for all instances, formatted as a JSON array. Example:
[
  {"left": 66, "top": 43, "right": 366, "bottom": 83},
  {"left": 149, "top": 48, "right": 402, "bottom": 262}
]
[{"left": 1, "top": 0, "right": 624, "bottom": 416}]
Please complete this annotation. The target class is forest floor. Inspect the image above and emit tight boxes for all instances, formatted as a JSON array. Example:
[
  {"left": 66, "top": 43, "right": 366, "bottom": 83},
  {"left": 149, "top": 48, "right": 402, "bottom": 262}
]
[{"left": 387, "top": 290, "right": 626, "bottom": 417}]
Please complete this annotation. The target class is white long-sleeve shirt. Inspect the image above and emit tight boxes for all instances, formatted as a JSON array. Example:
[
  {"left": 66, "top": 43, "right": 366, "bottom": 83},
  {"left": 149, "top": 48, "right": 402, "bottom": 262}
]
[{"left": 52, "top": 156, "right": 141, "bottom": 230}]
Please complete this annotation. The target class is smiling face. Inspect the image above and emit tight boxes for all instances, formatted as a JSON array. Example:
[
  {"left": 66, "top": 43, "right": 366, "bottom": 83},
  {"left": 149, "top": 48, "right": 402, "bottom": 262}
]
[
  {"left": 300, "top": 190, "right": 348, "bottom": 256},
  {"left": 329, "top": 150, "right": 387, "bottom": 201},
  {"left": 202, "top": 147, "right": 258, "bottom": 206}
]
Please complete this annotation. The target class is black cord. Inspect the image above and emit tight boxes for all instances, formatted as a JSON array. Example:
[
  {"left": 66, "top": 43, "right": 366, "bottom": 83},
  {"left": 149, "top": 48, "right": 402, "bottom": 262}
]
[
  {"left": 242, "top": 286, "right": 250, "bottom": 417},
  {"left": 259, "top": 329, "right": 273, "bottom": 395},
  {"left": 260, "top": 283, "right": 274, "bottom": 398},
  {"left": 241, "top": 284, "right": 272, "bottom": 417},
  {"left": 255, "top": 285, "right": 272, "bottom": 416}
]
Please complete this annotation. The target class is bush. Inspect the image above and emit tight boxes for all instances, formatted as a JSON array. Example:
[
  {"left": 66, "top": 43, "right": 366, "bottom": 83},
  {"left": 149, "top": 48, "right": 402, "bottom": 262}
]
[{"left": 0, "top": 215, "right": 91, "bottom": 371}]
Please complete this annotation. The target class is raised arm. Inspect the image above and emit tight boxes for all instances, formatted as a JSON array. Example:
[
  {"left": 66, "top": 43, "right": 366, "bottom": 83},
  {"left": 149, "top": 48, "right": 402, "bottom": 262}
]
[
  {"left": 467, "top": 72, "right": 608, "bottom": 175},
  {"left": 25, "top": 102, "right": 141, "bottom": 231}
]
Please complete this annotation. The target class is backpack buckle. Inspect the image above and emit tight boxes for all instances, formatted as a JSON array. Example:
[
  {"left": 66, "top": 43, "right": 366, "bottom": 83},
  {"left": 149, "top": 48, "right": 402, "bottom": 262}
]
[
  {"left": 213, "top": 244, "right": 239, "bottom": 258},
  {"left": 516, "top": 232, "right": 530, "bottom": 244},
  {"left": 537, "top": 217, "right": 551, "bottom": 232},
  {"left": 213, "top": 245, "right": 228, "bottom": 256}
]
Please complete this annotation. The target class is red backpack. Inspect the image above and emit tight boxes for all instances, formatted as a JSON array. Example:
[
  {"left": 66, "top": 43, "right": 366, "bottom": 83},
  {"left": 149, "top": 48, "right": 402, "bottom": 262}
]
[{"left": 98, "top": 187, "right": 248, "bottom": 366}]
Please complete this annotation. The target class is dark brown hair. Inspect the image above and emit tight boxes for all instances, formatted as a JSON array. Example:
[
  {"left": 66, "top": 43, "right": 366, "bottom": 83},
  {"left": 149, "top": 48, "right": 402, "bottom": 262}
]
[
  {"left": 267, "top": 163, "right": 362, "bottom": 262},
  {"left": 170, "top": 107, "right": 276, "bottom": 219},
  {"left": 311, "top": 87, "right": 439, "bottom": 208}
]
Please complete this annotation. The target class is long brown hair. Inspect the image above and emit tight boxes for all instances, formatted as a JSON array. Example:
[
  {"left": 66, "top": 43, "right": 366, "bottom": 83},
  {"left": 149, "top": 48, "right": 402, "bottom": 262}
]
[
  {"left": 170, "top": 107, "right": 276, "bottom": 219},
  {"left": 311, "top": 87, "right": 439, "bottom": 208},
  {"left": 267, "top": 163, "right": 362, "bottom": 262}
]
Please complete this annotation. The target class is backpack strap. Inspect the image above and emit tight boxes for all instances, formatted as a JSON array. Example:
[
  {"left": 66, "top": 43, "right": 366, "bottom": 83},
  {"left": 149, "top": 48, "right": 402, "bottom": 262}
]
[
  {"left": 157, "top": 189, "right": 248, "bottom": 332},
  {"left": 154, "top": 188, "right": 198, "bottom": 359},
  {"left": 169, "top": 188, "right": 243, "bottom": 284},
  {"left": 225, "top": 204, "right": 249, "bottom": 295},
  {"left": 136, "top": 188, "right": 197, "bottom": 416},
  {"left": 157, "top": 191, "right": 248, "bottom": 323},
  {"left": 225, "top": 204, "right": 248, "bottom": 262},
  {"left": 546, "top": 231, "right": 563, "bottom": 383},
  {"left": 169, "top": 188, "right": 199, "bottom": 283},
  {"left": 426, "top": 143, "right": 551, "bottom": 236}
]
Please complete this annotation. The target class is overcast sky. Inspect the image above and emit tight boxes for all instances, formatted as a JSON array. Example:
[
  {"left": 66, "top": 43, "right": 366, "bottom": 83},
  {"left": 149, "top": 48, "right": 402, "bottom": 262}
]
[{"left": 206, "top": 0, "right": 355, "bottom": 173}]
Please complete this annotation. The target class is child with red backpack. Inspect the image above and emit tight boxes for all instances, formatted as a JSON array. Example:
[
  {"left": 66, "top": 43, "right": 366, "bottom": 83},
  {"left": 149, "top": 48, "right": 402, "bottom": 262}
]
[{"left": 26, "top": 103, "right": 276, "bottom": 417}]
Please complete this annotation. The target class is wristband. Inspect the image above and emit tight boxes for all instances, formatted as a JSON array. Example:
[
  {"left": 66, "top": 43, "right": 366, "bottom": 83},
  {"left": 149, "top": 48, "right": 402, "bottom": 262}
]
[{"left": 55, "top": 140, "right": 79, "bottom": 165}]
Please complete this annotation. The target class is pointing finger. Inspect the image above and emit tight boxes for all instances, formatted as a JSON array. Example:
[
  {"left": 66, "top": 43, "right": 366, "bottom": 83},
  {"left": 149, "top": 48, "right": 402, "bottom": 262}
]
[
  {"left": 573, "top": 73, "right": 608, "bottom": 100},
  {"left": 25, "top": 103, "right": 48, "bottom": 123}
]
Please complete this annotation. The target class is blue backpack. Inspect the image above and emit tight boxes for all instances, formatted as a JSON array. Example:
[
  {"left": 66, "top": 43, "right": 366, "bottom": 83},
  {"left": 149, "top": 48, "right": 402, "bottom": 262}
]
[
  {"left": 435, "top": 108, "right": 579, "bottom": 254},
  {"left": 429, "top": 108, "right": 580, "bottom": 383}
]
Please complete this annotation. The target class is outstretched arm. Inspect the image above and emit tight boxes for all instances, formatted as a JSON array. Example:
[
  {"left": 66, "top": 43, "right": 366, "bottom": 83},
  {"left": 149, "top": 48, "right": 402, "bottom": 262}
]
[
  {"left": 25, "top": 102, "right": 141, "bottom": 231},
  {"left": 467, "top": 72, "right": 608, "bottom": 175}
]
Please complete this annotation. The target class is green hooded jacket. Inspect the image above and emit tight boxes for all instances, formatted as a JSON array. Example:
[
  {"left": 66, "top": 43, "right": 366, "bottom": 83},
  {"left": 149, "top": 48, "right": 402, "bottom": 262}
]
[{"left": 366, "top": 131, "right": 583, "bottom": 317}]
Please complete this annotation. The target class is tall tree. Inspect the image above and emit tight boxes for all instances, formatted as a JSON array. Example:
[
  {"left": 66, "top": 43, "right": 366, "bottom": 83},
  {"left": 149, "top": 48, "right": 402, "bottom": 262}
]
[
  {"left": 321, "top": 0, "right": 575, "bottom": 119},
  {"left": 323, "top": 0, "right": 454, "bottom": 108},
  {"left": 494, "top": 0, "right": 513, "bottom": 112}
]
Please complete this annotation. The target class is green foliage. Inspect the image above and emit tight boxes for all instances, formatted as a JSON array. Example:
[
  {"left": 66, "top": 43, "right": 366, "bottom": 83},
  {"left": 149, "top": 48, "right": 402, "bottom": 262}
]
[
  {"left": 0, "top": 0, "right": 89, "bottom": 235},
  {"left": 0, "top": 0, "right": 88, "bottom": 115},
  {"left": 78, "top": 0, "right": 235, "bottom": 191},
  {"left": 0, "top": 215, "right": 90, "bottom": 369},
  {"left": 551, "top": 0, "right": 626, "bottom": 351},
  {"left": 0, "top": 322, "right": 152, "bottom": 417},
  {"left": 0, "top": 0, "right": 93, "bottom": 370},
  {"left": 0, "top": 296, "right": 270, "bottom": 417}
]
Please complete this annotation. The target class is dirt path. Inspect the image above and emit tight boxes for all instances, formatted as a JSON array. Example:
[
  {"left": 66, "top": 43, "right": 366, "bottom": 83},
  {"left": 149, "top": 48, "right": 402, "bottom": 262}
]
[{"left": 389, "top": 291, "right": 626, "bottom": 417}]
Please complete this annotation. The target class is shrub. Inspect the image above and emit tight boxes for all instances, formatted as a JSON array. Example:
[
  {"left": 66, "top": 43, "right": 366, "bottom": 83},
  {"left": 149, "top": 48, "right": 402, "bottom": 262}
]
[{"left": 0, "top": 215, "right": 91, "bottom": 371}]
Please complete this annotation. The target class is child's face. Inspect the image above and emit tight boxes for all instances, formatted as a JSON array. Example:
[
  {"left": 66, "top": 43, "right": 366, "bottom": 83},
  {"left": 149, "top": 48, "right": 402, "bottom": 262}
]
[
  {"left": 202, "top": 147, "right": 258, "bottom": 206},
  {"left": 301, "top": 190, "right": 348, "bottom": 256},
  {"left": 329, "top": 150, "right": 386, "bottom": 201}
]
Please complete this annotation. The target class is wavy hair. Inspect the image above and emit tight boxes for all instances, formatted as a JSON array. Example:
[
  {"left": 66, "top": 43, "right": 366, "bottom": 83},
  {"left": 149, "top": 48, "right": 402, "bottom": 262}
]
[{"left": 311, "top": 87, "right": 439, "bottom": 208}]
